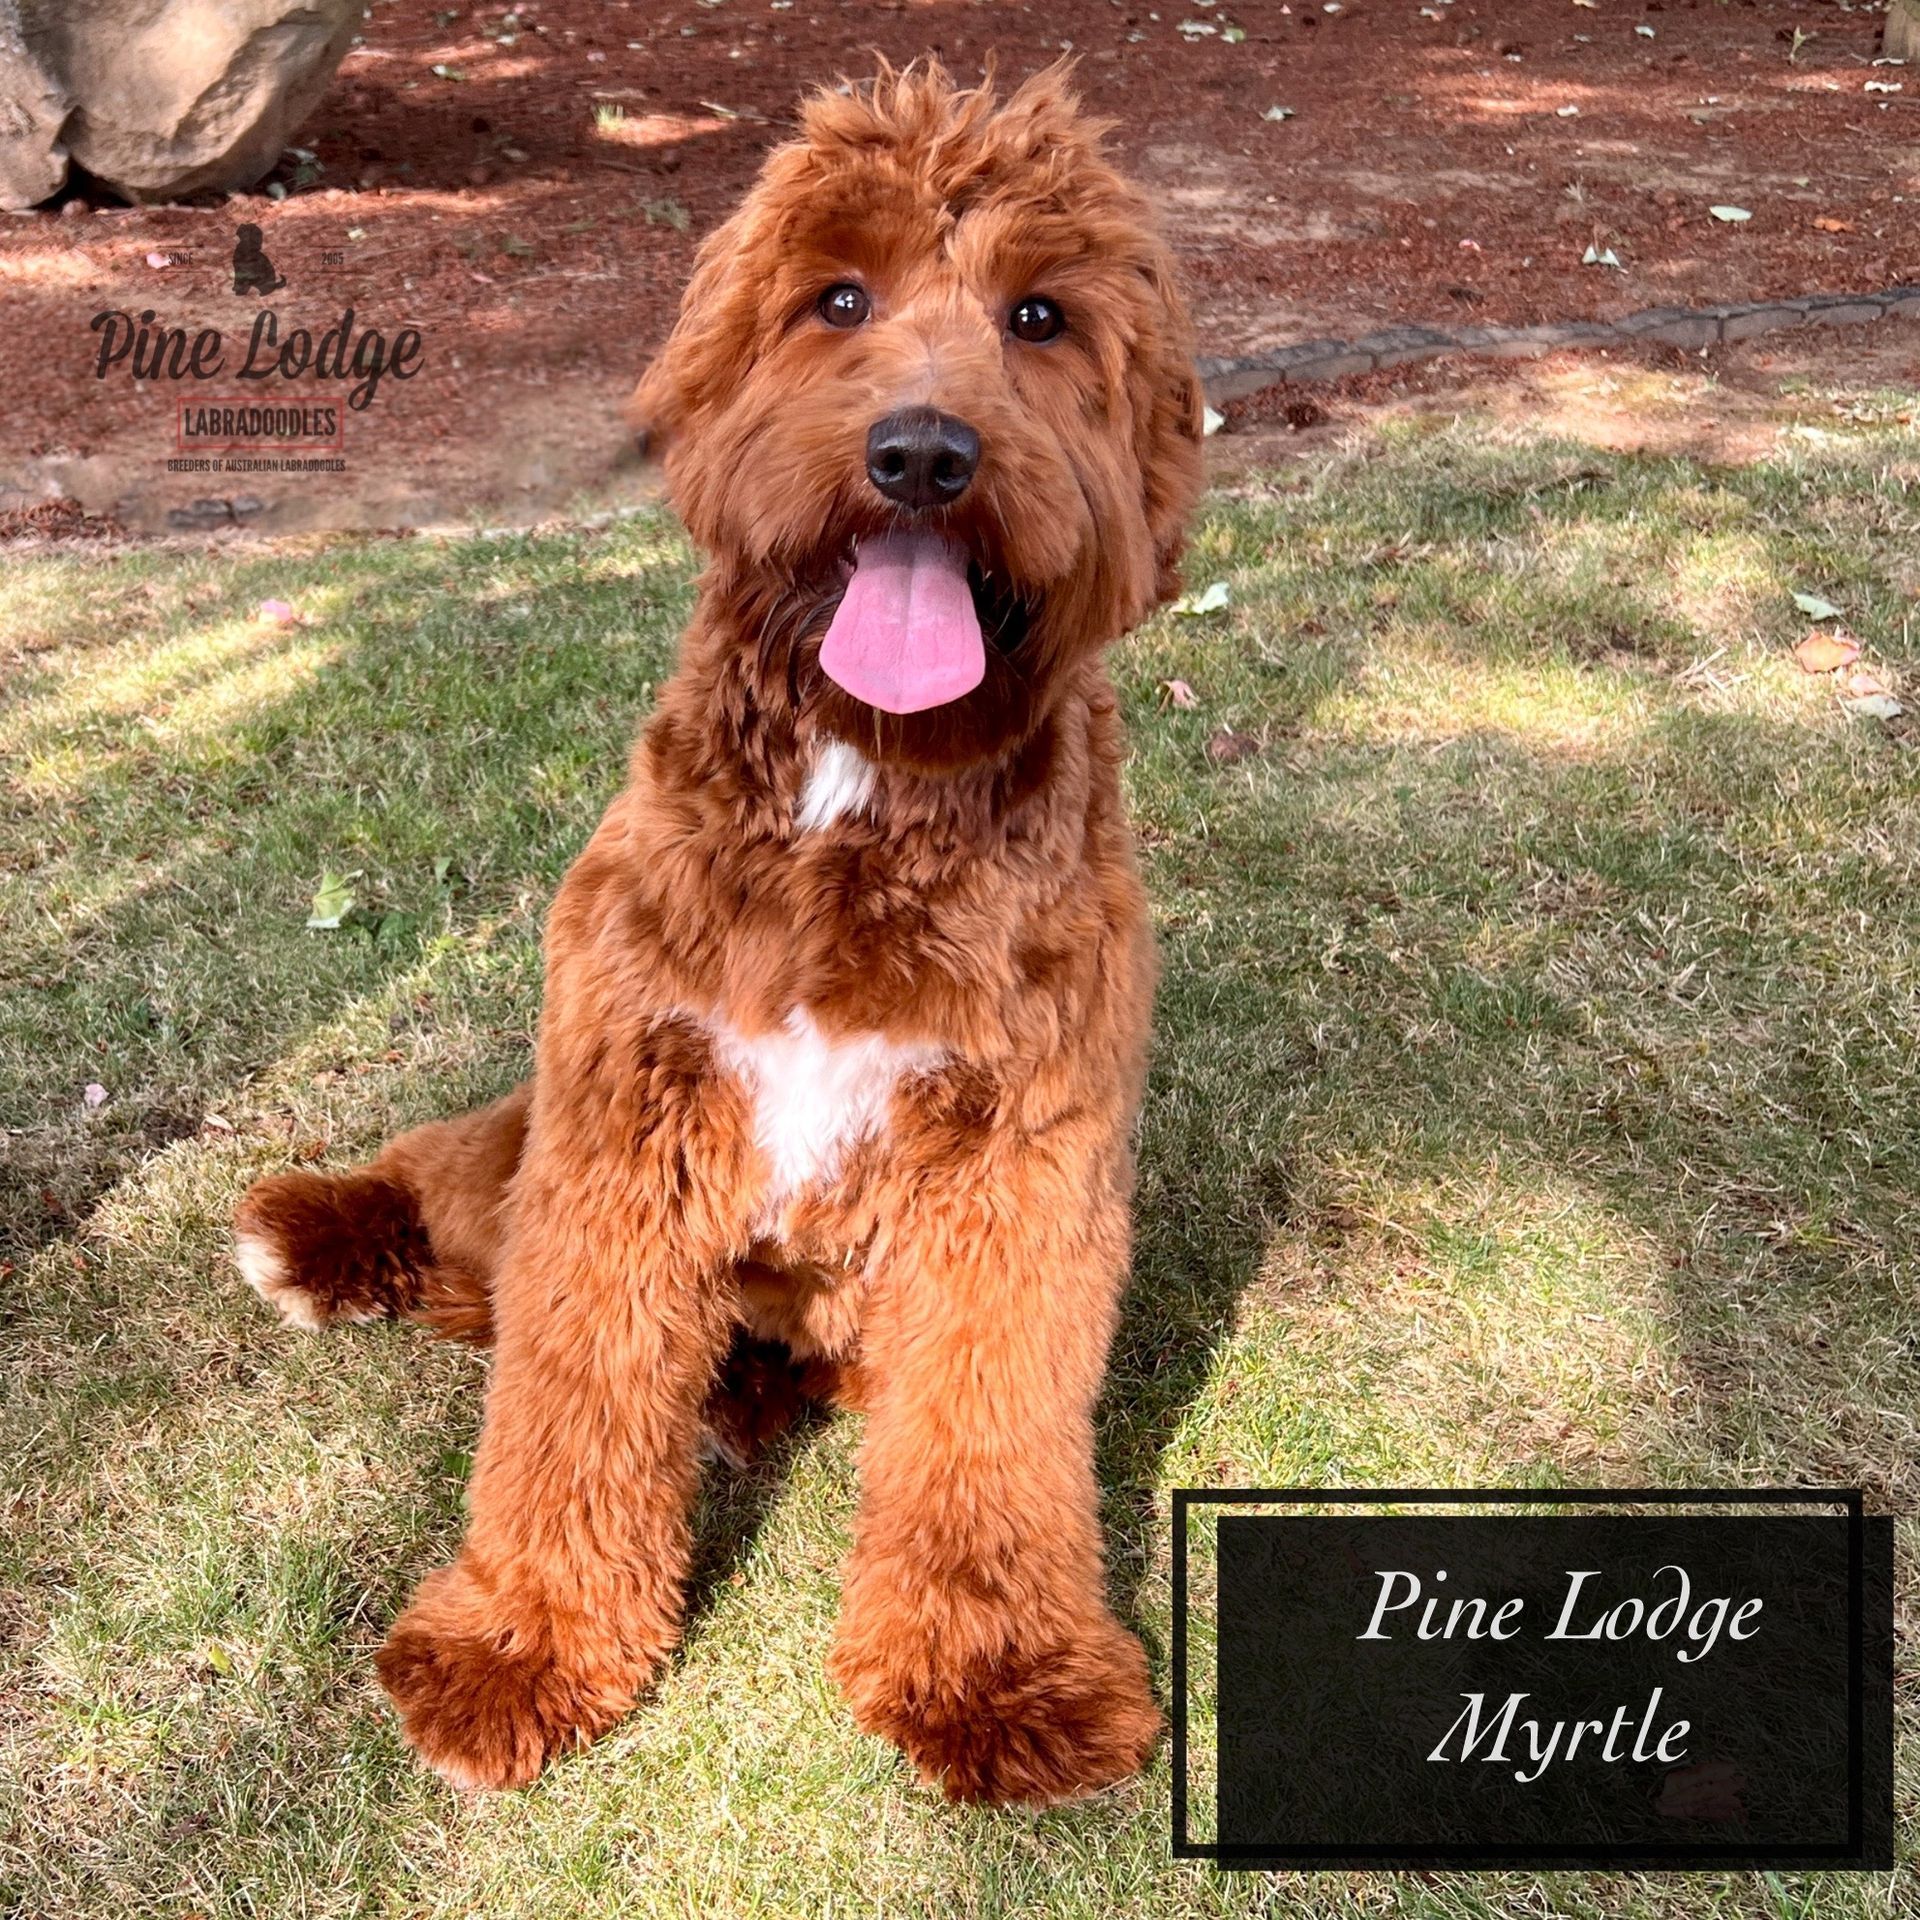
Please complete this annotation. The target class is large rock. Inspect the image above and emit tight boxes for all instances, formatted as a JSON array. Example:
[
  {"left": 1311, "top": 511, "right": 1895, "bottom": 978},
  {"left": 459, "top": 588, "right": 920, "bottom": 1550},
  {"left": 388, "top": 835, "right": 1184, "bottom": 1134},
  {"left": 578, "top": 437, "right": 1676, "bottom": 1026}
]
[
  {"left": 1889, "top": 0, "right": 1919, "bottom": 60},
  {"left": 22, "top": 0, "right": 358, "bottom": 204},
  {"left": 0, "top": 0, "right": 69, "bottom": 210}
]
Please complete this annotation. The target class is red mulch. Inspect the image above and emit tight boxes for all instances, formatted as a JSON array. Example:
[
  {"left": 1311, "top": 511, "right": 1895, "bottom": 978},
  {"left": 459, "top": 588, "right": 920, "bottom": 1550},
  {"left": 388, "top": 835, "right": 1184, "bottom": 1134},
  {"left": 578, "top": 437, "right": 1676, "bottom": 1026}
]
[{"left": 0, "top": 0, "right": 1912, "bottom": 529}]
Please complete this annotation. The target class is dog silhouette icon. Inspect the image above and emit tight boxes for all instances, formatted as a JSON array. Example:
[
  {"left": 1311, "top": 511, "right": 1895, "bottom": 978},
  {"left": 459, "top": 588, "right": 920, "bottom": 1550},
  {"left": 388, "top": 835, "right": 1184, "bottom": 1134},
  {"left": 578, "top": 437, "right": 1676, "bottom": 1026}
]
[{"left": 232, "top": 224, "right": 287, "bottom": 296}]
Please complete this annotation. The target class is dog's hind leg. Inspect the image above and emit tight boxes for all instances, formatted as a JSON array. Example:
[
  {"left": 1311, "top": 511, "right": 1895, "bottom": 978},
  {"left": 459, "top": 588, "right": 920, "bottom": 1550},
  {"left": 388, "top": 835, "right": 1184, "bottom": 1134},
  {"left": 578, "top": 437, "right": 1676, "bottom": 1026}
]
[{"left": 234, "top": 1085, "right": 528, "bottom": 1341}]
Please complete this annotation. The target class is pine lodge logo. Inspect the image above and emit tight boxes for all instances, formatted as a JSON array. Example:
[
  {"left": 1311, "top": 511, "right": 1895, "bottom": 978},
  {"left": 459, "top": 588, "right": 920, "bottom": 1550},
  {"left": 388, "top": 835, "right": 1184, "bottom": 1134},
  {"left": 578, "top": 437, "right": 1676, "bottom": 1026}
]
[{"left": 87, "top": 226, "right": 426, "bottom": 472}]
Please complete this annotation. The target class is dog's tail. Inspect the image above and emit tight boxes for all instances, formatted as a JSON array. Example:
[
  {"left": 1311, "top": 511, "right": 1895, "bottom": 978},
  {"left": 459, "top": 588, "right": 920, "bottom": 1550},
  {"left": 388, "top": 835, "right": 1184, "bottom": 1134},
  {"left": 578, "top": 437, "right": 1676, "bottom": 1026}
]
[{"left": 233, "top": 1087, "right": 529, "bottom": 1343}]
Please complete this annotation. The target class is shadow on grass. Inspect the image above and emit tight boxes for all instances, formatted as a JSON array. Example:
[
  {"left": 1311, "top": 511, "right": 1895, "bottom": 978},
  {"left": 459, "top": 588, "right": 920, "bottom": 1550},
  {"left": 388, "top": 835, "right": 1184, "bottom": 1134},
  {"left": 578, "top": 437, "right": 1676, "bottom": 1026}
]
[{"left": 1092, "top": 431, "right": 1920, "bottom": 1643}]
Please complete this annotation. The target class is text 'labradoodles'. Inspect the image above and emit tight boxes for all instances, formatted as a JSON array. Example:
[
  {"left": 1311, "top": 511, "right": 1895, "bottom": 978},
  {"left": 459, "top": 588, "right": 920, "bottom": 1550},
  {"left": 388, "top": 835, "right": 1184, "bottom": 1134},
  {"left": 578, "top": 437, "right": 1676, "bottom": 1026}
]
[{"left": 236, "top": 60, "right": 1205, "bottom": 1806}]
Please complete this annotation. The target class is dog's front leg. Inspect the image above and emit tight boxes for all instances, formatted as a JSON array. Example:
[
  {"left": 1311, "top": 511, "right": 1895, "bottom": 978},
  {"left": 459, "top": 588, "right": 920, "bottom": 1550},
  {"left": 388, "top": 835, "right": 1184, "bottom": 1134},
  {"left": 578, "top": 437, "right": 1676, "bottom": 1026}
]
[
  {"left": 829, "top": 1126, "right": 1160, "bottom": 1806},
  {"left": 376, "top": 1022, "right": 747, "bottom": 1790}
]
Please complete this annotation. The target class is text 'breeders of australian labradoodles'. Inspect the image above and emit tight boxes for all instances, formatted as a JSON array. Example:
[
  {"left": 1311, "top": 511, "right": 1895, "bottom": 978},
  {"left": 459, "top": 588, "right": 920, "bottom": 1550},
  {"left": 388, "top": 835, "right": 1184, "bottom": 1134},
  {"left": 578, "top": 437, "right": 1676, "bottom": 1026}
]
[{"left": 234, "top": 59, "right": 1205, "bottom": 1807}]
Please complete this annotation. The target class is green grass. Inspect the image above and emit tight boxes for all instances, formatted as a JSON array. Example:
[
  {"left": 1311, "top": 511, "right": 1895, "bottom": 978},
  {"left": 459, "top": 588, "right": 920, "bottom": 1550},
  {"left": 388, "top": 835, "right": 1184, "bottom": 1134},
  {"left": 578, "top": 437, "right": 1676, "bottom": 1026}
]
[{"left": 2, "top": 409, "right": 1916, "bottom": 1917}]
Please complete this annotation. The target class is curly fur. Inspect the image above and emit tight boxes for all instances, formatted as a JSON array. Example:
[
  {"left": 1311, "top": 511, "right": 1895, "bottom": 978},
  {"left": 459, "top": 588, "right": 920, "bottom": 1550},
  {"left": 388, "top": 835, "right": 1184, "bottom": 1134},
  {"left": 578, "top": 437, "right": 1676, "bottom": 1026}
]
[{"left": 235, "top": 59, "right": 1204, "bottom": 1805}]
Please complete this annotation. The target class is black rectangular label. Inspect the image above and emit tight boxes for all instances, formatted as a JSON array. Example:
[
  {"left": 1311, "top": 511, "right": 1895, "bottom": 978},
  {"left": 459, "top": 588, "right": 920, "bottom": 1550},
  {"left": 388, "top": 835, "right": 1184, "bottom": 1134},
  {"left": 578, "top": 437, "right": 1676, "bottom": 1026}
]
[{"left": 1182, "top": 1496, "right": 1893, "bottom": 1869}]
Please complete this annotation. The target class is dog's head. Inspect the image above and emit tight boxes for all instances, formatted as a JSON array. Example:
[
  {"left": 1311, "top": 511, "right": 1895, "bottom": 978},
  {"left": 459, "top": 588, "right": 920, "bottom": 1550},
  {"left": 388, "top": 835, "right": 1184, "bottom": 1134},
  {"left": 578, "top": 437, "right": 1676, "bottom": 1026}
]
[{"left": 629, "top": 62, "right": 1205, "bottom": 767}]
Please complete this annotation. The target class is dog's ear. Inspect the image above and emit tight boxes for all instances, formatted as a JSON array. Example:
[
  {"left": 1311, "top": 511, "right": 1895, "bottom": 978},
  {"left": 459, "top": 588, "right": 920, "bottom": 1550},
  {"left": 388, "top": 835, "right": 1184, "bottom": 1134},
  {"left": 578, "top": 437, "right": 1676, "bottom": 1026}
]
[
  {"left": 1132, "top": 254, "right": 1208, "bottom": 607},
  {"left": 624, "top": 200, "right": 765, "bottom": 456},
  {"left": 624, "top": 348, "right": 679, "bottom": 460}
]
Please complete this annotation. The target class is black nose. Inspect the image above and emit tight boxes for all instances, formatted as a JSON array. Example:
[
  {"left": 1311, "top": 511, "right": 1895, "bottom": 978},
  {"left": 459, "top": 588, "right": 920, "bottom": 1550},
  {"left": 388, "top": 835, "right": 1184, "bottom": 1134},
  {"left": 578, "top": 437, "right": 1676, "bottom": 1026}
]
[{"left": 865, "top": 407, "right": 980, "bottom": 509}]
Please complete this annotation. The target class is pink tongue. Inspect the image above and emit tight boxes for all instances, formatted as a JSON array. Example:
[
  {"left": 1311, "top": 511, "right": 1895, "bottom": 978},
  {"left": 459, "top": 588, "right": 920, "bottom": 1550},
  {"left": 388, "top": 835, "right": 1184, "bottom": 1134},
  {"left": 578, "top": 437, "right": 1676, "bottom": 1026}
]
[{"left": 819, "top": 530, "right": 985, "bottom": 714}]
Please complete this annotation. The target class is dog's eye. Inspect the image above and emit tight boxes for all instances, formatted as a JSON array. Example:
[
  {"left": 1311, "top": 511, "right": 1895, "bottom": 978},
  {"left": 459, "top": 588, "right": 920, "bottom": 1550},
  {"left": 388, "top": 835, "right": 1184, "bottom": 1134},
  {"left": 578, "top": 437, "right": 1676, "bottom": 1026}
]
[
  {"left": 818, "top": 283, "right": 871, "bottom": 329},
  {"left": 1008, "top": 296, "right": 1065, "bottom": 344}
]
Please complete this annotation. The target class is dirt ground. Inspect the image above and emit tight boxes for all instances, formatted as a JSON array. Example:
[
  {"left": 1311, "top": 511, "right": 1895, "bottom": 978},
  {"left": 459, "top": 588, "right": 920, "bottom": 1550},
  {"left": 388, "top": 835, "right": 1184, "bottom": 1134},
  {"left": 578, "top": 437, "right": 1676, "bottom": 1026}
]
[{"left": 1, "top": 0, "right": 1914, "bottom": 533}]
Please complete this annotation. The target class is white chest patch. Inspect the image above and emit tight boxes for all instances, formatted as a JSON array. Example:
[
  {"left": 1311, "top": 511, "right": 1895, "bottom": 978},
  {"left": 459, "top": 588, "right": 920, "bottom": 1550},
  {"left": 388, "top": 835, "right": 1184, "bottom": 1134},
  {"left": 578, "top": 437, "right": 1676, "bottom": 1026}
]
[
  {"left": 708, "top": 1007, "right": 945, "bottom": 1219},
  {"left": 795, "top": 738, "right": 877, "bottom": 832}
]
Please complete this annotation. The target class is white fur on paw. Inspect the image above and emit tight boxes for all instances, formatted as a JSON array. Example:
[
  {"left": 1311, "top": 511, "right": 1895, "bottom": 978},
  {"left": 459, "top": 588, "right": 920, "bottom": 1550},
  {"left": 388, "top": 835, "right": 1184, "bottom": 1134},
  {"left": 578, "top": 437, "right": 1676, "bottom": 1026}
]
[
  {"left": 427, "top": 1751, "right": 501, "bottom": 1794},
  {"left": 235, "top": 1226, "right": 327, "bottom": 1331}
]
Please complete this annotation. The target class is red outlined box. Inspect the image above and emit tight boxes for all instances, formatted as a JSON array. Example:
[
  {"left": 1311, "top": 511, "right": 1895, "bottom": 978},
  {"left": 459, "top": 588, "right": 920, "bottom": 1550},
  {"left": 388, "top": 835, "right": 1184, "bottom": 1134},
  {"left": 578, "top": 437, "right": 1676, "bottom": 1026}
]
[{"left": 174, "top": 396, "right": 346, "bottom": 453}]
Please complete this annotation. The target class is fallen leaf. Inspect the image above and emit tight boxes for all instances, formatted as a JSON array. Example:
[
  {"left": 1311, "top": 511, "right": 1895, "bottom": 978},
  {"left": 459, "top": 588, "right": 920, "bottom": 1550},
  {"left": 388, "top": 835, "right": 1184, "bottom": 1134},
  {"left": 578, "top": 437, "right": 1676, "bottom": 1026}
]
[
  {"left": 1864, "top": 80, "right": 1902, "bottom": 94},
  {"left": 1636, "top": 23, "right": 1655, "bottom": 36},
  {"left": 1202, "top": 405, "right": 1226, "bottom": 436},
  {"left": 1262, "top": 104, "right": 1296, "bottom": 121},
  {"left": 145, "top": 250, "right": 172, "bottom": 269},
  {"left": 1555, "top": 104, "right": 1580, "bottom": 117},
  {"left": 1812, "top": 216, "right": 1857, "bottom": 234},
  {"left": 1792, "top": 590, "right": 1842, "bottom": 620},
  {"left": 306, "top": 870, "right": 357, "bottom": 930},
  {"left": 1582, "top": 243, "right": 1624, "bottom": 269},
  {"left": 1793, "top": 630, "right": 1860, "bottom": 674},
  {"left": 430, "top": 62, "right": 467, "bottom": 79},
  {"left": 1222, "top": 23, "right": 1246, "bottom": 41},
  {"left": 1846, "top": 666, "right": 1896, "bottom": 700},
  {"left": 1170, "top": 580, "right": 1231, "bottom": 617},
  {"left": 1160, "top": 678, "right": 1201, "bottom": 709},
  {"left": 1206, "top": 728, "right": 1262, "bottom": 764},
  {"left": 258, "top": 597, "right": 298, "bottom": 627},
  {"left": 1709, "top": 205, "right": 1752, "bottom": 223},
  {"left": 202, "top": 1114, "right": 236, "bottom": 1133},
  {"left": 82, "top": 1082, "right": 108, "bottom": 1110}
]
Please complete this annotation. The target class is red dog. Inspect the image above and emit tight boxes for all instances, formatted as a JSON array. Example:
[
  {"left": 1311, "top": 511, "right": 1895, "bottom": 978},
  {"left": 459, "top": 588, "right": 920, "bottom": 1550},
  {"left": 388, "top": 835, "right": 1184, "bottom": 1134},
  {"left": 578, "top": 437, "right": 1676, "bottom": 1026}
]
[{"left": 236, "top": 61, "right": 1203, "bottom": 1805}]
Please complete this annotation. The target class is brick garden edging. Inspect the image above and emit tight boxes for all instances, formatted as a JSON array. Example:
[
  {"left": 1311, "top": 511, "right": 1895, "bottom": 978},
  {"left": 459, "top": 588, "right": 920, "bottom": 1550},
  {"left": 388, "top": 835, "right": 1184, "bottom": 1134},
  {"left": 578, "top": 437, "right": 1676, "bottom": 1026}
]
[{"left": 1198, "top": 286, "right": 1920, "bottom": 405}]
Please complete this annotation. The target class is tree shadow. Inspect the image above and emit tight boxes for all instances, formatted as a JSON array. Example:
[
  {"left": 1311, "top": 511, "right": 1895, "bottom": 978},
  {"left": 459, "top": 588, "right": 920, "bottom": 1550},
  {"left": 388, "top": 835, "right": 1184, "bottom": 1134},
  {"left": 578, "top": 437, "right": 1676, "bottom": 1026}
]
[
  {"left": 1093, "top": 433, "right": 1920, "bottom": 1650},
  {"left": 1097, "top": 691, "right": 1918, "bottom": 1660}
]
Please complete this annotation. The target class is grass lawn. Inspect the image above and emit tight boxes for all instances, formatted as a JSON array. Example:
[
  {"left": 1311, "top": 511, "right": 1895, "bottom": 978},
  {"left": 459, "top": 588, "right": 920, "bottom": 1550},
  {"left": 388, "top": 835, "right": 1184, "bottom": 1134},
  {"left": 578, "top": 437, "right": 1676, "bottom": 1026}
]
[{"left": 2, "top": 402, "right": 1915, "bottom": 1918}]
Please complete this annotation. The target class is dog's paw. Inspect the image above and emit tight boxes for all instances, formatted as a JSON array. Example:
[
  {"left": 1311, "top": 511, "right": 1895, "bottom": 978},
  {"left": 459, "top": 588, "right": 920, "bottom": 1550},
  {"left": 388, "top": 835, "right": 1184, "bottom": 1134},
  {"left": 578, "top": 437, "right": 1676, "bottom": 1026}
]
[
  {"left": 376, "top": 1567, "right": 626, "bottom": 1791},
  {"left": 835, "top": 1615, "right": 1162, "bottom": 1806},
  {"left": 234, "top": 1168, "right": 431, "bottom": 1331}
]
